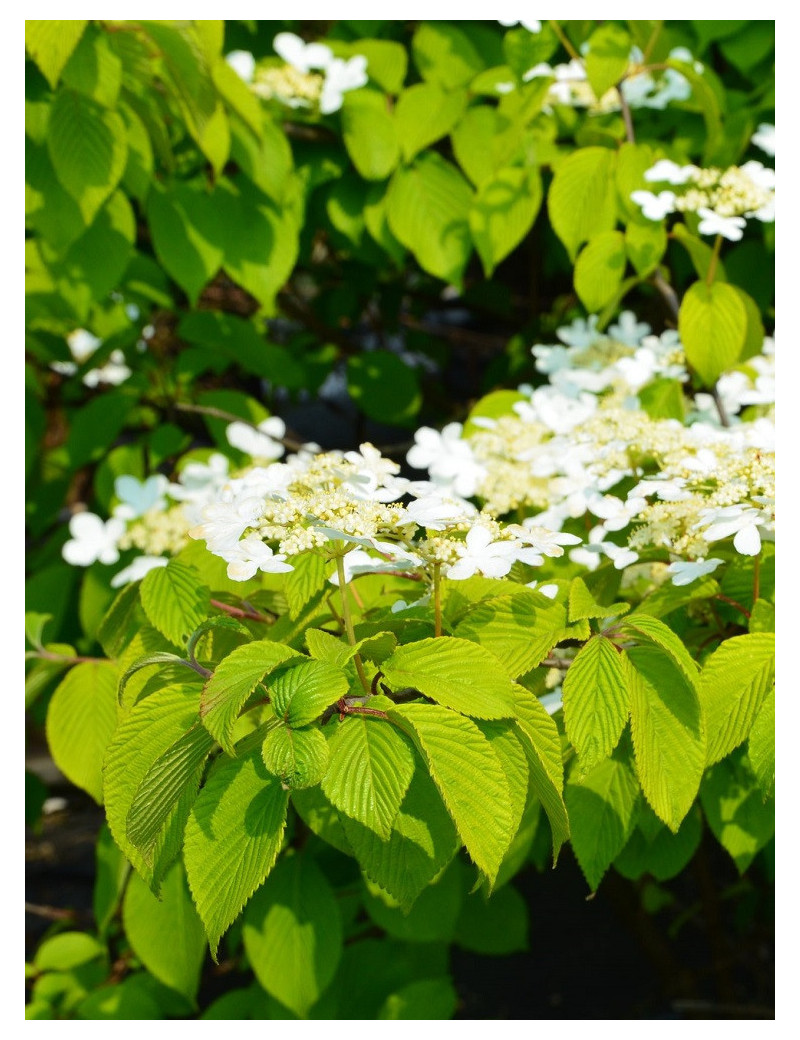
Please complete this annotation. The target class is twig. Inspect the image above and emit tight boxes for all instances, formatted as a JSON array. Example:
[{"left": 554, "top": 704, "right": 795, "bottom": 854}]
[{"left": 210, "top": 598, "right": 275, "bottom": 623}]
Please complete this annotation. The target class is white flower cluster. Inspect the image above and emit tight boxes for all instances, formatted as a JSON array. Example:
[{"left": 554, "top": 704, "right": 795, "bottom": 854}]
[
  {"left": 408, "top": 316, "right": 775, "bottom": 587},
  {"left": 632, "top": 158, "right": 775, "bottom": 240},
  {"left": 63, "top": 450, "right": 234, "bottom": 587},
  {"left": 50, "top": 329, "right": 131, "bottom": 388},
  {"left": 188, "top": 440, "right": 578, "bottom": 584},
  {"left": 241, "top": 32, "right": 368, "bottom": 115},
  {"left": 516, "top": 46, "right": 694, "bottom": 114}
]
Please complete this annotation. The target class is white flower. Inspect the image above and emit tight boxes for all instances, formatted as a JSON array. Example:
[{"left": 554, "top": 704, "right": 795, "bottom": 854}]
[
  {"left": 696, "top": 207, "right": 746, "bottom": 241},
  {"left": 407, "top": 423, "right": 486, "bottom": 498},
  {"left": 608, "top": 311, "right": 651, "bottom": 346},
  {"left": 189, "top": 496, "right": 264, "bottom": 554},
  {"left": 631, "top": 189, "right": 677, "bottom": 221},
  {"left": 666, "top": 557, "right": 724, "bottom": 587},
  {"left": 112, "top": 474, "right": 169, "bottom": 521},
  {"left": 226, "top": 417, "right": 286, "bottom": 461},
  {"left": 66, "top": 328, "right": 102, "bottom": 362},
  {"left": 525, "top": 580, "right": 559, "bottom": 600},
  {"left": 225, "top": 533, "right": 294, "bottom": 582},
  {"left": 273, "top": 32, "right": 333, "bottom": 73},
  {"left": 169, "top": 454, "right": 230, "bottom": 502},
  {"left": 226, "top": 50, "right": 255, "bottom": 82},
  {"left": 319, "top": 55, "right": 369, "bottom": 114},
  {"left": 62, "top": 513, "right": 126, "bottom": 567},
  {"left": 402, "top": 494, "right": 475, "bottom": 531},
  {"left": 446, "top": 526, "right": 518, "bottom": 580},
  {"left": 696, "top": 505, "right": 764, "bottom": 555},
  {"left": 110, "top": 555, "right": 169, "bottom": 588},
  {"left": 498, "top": 17, "right": 542, "bottom": 33},
  {"left": 644, "top": 159, "right": 698, "bottom": 185},
  {"left": 522, "top": 62, "right": 554, "bottom": 82},
  {"left": 82, "top": 349, "right": 132, "bottom": 388},
  {"left": 740, "top": 160, "right": 775, "bottom": 193},
  {"left": 751, "top": 123, "right": 775, "bottom": 157}
]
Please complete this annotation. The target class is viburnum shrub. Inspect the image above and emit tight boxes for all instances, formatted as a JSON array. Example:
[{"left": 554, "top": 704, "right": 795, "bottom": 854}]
[{"left": 26, "top": 17, "right": 774, "bottom": 1021}]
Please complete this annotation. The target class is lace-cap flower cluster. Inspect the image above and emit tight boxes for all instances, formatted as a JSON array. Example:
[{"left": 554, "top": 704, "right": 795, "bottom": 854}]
[
  {"left": 632, "top": 158, "right": 775, "bottom": 240},
  {"left": 407, "top": 316, "right": 774, "bottom": 587},
  {"left": 188, "top": 443, "right": 579, "bottom": 584},
  {"left": 247, "top": 32, "right": 368, "bottom": 114}
]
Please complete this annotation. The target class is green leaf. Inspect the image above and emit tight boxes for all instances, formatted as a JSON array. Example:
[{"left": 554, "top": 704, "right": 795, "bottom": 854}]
[
  {"left": 625, "top": 646, "right": 705, "bottom": 832},
  {"left": 378, "top": 978, "right": 457, "bottom": 1021},
  {"left": 341, "top": 91, "right": 400, "bottom": 182},
  {"left": 356, "top": 38, "right": 407, "bottom": 94},
  {"left": 122, "top": 862, "right": 207, "bottom": 1004},
  {"left": 94, "top": 824, "right": 130, "bottom": 936},
  {"left": 548, "top": 147, "right": 619, "bottom": 260},
  {"left": 213, "top": 59, "right": 264, "bottom": 139},
  {"left": 322, "top": 716, "right": 416, "bottom": 838},
  {"left": 97, "top": 581, "right": 143, "bottom": 658},
  {"left": 619, "top": 613, "right": 700, "bottom": 685},
  {"left": 389, "top": 702, "right": 514, "bottom": 884},
  {"left": 34, "top": 932, "right": 106, "bottom": 972},
  {"left": 562, "top": 636, "right": 631, "bottom": 770},
  {"left": 511, "top": 685, "right": 569, "bottom": 861},
  {"left": 454, "top": 884, "right": 529, "bottom": 955},
  {"left": 363, "top": 859, "right": 465, "bottom": 942},
  {"left": 142, "top": 22, "right": 217, "bottom": 140},
  {"left": 178, "top": 309, "right": 304, "bottom": 388},
  {"left": 412, "top": 22, "right": 484, "bottom": 89},
  {"left": 700, "top": 751, "right": 775, "bottom": 873},
  {"left": 45, "top": 661, "right": 118, "bottom": 804},
  {"left": 625, "top": 221, "right": 668, "bottom": 276},
  {"left": 475, "top": 720, "right": 529, "bottom": 846},
  {"left": 47, "top": 89, "right": 127, "bottom": 224},
  {"left": 574, "top": 231, "right": 628, "bottom": 312},
  {"left": 678, "top": 281, "right": 747, "bottom": 386},
  {"left": 746, "top": 688, "right": 775, "bottom": 799},
  {"left": 732, "top": 285, "right": 767, "bottom": 363},
  {"left": 126, "top": 724, "right": 216, "bottom": 861},
  {"left": 470, "top": 167, "right": 543, "bottom": 277},
  {"left": 291, "top": 785, "right": 353, "bottom": 857},
  {"left": 637, "top": 378, "right": 686, "bottom": 421},
  {"left": 614, "top": 803, "right": 702, "bottom": 882},
  {"left": 243, "top": 854, "right": 342, "bottom": 1018},
  {"left": 451, "top": 105, "right": 528, "bottom": 190},
  {"left": 25, "top": 612, "right": 52, "bottom": 650},
  {"left": 146, "top": 182, "right": 224, "bottom": 305},
  {"left": 104, "top": 683, "right": 204, "bottom": 888},
  {"left": 26, "top": 21, "right": 88, "bottom": 88},
  {"left": 230, "top": 115, "right": 292, "bottom": 201},
  {"left": 347, "top": 350, "right": 421, "bottom": 425},
  {"left": 671, "top": 223, "right": 728, "bottom": 282},
  {"left": 118, "top": 652, "right": 197, "bottom": 706},
  {"left": 568, "top": 576, "right": 629, "bottom": 622},
  {"left": 341, "top": 764, "right": 460, "bottom": 910},
  {"left": 268, "top": 659, "right": 350, "bottom": 727},
  {"left": 61, "top": 28, "right": 122, "bottom": 107},
  {"left": 455, "top": 589, "right": 572, "bottom": 678},
  {"left": 565, "top": 755, "right": 640, "bottom": 890},
  {"left": 386, "top": 154, "right": 473, "bottom": 285},
  {"left": 394, "top": 84, "right": 466, "bottom": 162},
  {"left": 502, "top": 23, "right": 558, "bottom": 77},
  {"left": 140, "top": 559, "right": 210, "bottom": 648},
  {"left": 183, "top": 745, "right": 289, "bottom": 957},
  {"left": 262, "top": 724, "right": 330, "bottom": 789},
  {"left": 585, "top": 23, "right": 632, "bottom": 99},
  {"left": 381, "top": 636, "right": 515, "bottom": 718},
  {"left": 200, "top": 640, "right": 300, "bottom": 754},
  {"left": 697, "top": 633, "right": 775, "bottom": 766},
  {"left": 636, "top": 576, "right": 719, "bottom": 619}
]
